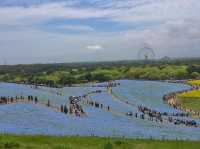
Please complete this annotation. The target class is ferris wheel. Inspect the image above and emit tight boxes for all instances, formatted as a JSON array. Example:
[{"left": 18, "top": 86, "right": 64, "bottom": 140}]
[{"left": 137, "top": 45, "right": 156, "bottom": 60}]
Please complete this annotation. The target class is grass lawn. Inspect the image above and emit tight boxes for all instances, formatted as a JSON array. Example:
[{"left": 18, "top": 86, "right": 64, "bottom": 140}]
[
  {"left": 178, "top": 97, "right": 200, "bottom": 111},
  {"left": 0, "top": 134, "right": 199, "bottom": 149},
  {"left": 178, "top": 90, "right": 200, "bottom": 111},
  {"left": 188, "top": 80, "right": 200, "bottom": 86}
]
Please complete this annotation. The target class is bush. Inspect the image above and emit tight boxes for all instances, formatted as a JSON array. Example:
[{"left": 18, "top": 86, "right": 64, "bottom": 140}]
[
  {"left": 4, "top": 142, "right": 20, "bottom": 149},
  {"left": 191, "top": 72, "right": 200, "bottom": 79},
  {"left": 104, "top": 142, "right": 113, "bottom": 149},
  {"left": 114, "top": 140, "right": 124, "bottom": 146},
  {"left": 53, "top": 144, "right": 72, "bottom": 149}
]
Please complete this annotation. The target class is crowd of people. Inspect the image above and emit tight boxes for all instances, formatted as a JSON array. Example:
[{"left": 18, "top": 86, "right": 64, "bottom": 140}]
[
  {"left": 0, "top": 95, "right": 63, "bottom": 114},
  {"left": 136, "top": 105, "right": 198, "bottom": 127},
  {"left": 84, "top": 98, "right": 110, "bottom": 111},
  {"left": 0, "top": 82, "right": 115, "bottom": 118},
  {"left": 86, "top": 81, "right": 200, "bottom": 128},
  {"left": 91, "top": 82, "right": 120, "bottom": 88},
  {"left": 28, "top": 95, "right": 38, "bottom": 103},
  {"left": 68, "top": 96, "right": 85, "bottom": 116},
  {"left": 64, "top": 89, "right": 111, "bottom": 117},
  {"left": 163, "top": 85, "right": 200, "bottom": 116},
  {"left": 60, "top": 89, "right": 109, "bottom": 117},
  {"left": 1, "top": 80, "right": 199, "bottom": 128},
  {"left": 0, "top": 95, "right": 34, "bottom": 104}
]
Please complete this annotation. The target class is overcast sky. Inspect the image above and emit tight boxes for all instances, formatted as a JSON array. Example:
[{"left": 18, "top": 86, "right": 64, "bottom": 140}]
[{"left": 0, "top": 0, "right": 199, "bottom": 64}]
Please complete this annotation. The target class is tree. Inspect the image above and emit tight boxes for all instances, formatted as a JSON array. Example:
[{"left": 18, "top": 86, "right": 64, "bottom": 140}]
[
  {"left": 93, "top": 73, "right": 111, "bottom": 82},
  {"left": 188, "top": 65, "right": 200, "bottom": 74},
  {"left": 191, "top": 72, "right": 200, "bottom": 79},
  {"left": 84, "top": 73, "right": 92, "bottom": 81}
]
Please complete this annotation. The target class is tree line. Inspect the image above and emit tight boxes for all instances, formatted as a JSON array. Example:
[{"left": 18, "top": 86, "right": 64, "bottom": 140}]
[{"left": 0, "top": 58, "right": 199, "bottom": 87}]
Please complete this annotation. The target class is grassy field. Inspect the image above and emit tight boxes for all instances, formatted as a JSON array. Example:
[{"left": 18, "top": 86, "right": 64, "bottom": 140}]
[
  {"left": 179, "top": 90, "right": 200, "bottom": 98},
  {"left": 177, "top": 96, "right": 200, "bottom": 111},
  {"left": 188, "top": 80, "right": 200, "bottom": 86},
  {"left": 0, "top": 134, "right": 199, "bottom": 149},
  {"left": 178, "top": 91, "right": 200, "bottom": 111},
  {"left": 177, "top": 80, "right": 200, "bottom": 111}
]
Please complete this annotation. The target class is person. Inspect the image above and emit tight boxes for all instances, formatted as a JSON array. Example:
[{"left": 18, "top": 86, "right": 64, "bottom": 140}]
[
  {"left": 15, "top": 96, "right": 18, "bottom": 101},
  {"left": 141, "top": 114, "right": 144, "bottom": 119},
  {"left": 80, "top": 108, "right": 84, "bottom": 114},
  {"left": 135, "top": 112, "right": 138, "bottom": 118},
  {"left": 11, "top": 97, "right": 13, "bottom": 103},
  {"left": 100, "top": 104, "right": 103, "bottom": 109},
  {"left": 95, "top": 102, "right": 99, "bottom": 108},
  {"left": 107, "top": 106, "right": 110, "bottom": 111},
  {"left": 60, "top": 105, "right": 64, "bottom": 113},
  {"left": 47, "top": 100, "right": 50, "bottom": 107},
  {"left": 64, "top": 105, "right": 68, "bottom": 114},
  {"left": 30, "top": 96, "right": 33, "bottom": 102},
  {"left": 34, "top": 97, "right": 38, "bottom": 104},
  {"left": 69, "top": 105, "right": 73, "bottom": 114}
]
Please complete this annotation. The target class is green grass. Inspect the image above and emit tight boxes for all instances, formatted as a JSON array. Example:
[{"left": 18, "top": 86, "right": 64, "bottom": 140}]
[
  {"left": 188, "top": 80, "right": 200, "bottom": 86},
  {"left": 178, "top": 97, "right": 200, "bottom": 111},
  {"left": 0, "top": 134, "right": 199, "bottom": 149},
  {"left": 178, "top": 90, "right": 200, "bottom": 111},
  {"left": 179, "top": 90, "right": 200, "bottom": 98}
]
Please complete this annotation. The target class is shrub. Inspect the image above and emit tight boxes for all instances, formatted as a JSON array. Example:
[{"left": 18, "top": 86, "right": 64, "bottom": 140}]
[
  {"left": 104, "top": 142, "right": 113, "bottom": 149},
  {"left": 4, "top": 142, "right": 20, "bottom": 149}
]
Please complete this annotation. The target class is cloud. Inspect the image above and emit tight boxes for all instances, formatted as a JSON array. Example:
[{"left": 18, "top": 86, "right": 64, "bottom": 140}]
[
  {"left": 110, "top": 0, "right": 200, "bottom": 22},
  {"left": 0, "top": 0, "right": 199, "bottom": 64},
  {"left": 0, "top": 0, "right": 76, "bottom": 7},
  {"left": 164, "top": 19, "right": 200, "bottom": 40},
  {"left": 0, "top": 2, "right": 109, "bottom": 26},
  {"left": 0, "top": 0, "right": 199, "bottom": 26},
  {"left": 59, "top": 25, "right": 94, "bottom": 32},
  {"left": 86, "top": 45, "right": 103, "bottom": 51}
]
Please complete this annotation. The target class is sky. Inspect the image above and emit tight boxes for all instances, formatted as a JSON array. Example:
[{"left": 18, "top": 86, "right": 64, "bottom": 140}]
[{"left": 0, "top": 0, "right": 200, "bottom": 64}]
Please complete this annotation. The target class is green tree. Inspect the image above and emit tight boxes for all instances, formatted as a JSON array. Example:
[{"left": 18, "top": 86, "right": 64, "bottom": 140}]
[{"left": 191, "top": 72, "right": 200, "bottom": 79}]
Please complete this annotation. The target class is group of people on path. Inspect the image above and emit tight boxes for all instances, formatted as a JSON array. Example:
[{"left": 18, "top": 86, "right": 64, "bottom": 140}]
[
  {"left": 0, "top": 81, "right": 114, "bottom": 117},
  {"left": 0, "top": 95, "right": 62, "bottom": 114},
  {"left": 83, "top": 89, "right": 111, "bottom": 111},
  {"left": 163, "top": 85, "right": 200, "bottom": 117},
  {"left": 0, "top": 96, "right": 18, "bottom": 104},
  {"left": 84, "top": 98, "right": 110, "bottom": 111},
  {"left": 0, "top": 95, "right": 38, "bottom": 105},
  {"left": 135, "top": 105, "right": 198, "bottom": 127},
  {"left": 75, "top": 81, "right": 199, "bottom": 128},
  {"left": 68, "top": 96, "right": 85, "bottom": 116},
  {"left": 60, "top": 88, "right": 111, "bottom": 117},
  {"left": 91, "top": 82, "right": 120, "bottom": 88},
  {"left": 28, "top": 95, "right": 38, "bottom": 104}
]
